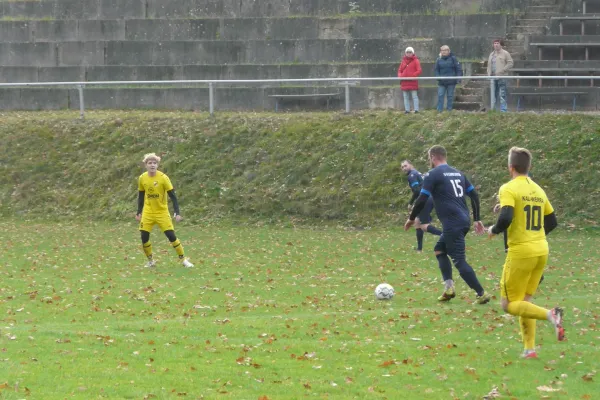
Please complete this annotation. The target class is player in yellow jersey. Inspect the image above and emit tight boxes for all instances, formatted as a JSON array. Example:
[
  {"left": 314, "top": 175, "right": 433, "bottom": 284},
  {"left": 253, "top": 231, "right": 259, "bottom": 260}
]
[
  {"left": 488, "top": 147, "right": 563, "bottom": 359},
  {"left": 135, "top": 153, "right": 194, "bottom": 268}
]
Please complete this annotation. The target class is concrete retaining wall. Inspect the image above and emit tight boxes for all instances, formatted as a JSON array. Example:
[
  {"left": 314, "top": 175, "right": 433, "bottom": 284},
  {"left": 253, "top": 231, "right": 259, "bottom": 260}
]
[
  {"left": 0, "top": 37, "right": 494, "bottom": 67},
  {"left": 0, "top": 0, "right": 530, "bottom": 19},
  {"left": 0, "top": 62, "right": 477, "bottom": 83},
  {"left": 0, "top": 15, "right": 514, "bottom": 42}
]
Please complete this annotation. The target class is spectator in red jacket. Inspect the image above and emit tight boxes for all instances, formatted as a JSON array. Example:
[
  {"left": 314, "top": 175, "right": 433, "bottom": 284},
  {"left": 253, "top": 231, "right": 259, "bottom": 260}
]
[{"left": 398, "top": 46, "right": 422, "bottom": 114}]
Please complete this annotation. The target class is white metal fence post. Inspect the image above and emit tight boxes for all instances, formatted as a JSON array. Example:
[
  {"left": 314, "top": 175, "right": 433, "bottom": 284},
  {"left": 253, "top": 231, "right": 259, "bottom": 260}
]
[
  {"left": 77, "top": 84, "right": 85, "bottom": 119},
  {"left": 490, "top": 79, "right": 496, "bottom": 111},
  {"left": 345, "top": 83, "right": 350, "bottom": 113},
  {"left": 209, "top": 82, "right": 214, "bottom": 116}
]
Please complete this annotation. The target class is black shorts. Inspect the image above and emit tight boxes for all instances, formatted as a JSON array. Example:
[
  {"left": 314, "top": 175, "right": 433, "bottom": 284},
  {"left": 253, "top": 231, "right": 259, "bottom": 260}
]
[
  {"left": 417, "top": 196, "right": 434, "bottom": 224},
  {"left": 434, "top": 226, "right": 470, "bottom": 260}
]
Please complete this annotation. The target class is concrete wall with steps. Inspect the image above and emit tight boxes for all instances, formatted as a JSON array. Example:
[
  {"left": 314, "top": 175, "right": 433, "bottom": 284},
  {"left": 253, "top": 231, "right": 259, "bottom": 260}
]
[
  {"left": 549, "top": 18, "right": 600, "bottom": 36},
  {"left": 7, "top": 0, "right": 588, "bottom": 112},
  {"left": 0, "top": 14, "right": 516, "bottom": 43},
  {"left": 0, "top": 0, "right": 533, "bottom": 19},
  {"left": 0, "top": 62, "right": 477, "bottom": 83},
  {"left": 0, "top": 37, "right": 496, "bottom": 67}
]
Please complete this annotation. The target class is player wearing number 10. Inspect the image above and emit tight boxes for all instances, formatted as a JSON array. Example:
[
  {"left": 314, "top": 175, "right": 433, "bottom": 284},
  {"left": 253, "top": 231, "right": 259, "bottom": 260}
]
[
  {"left": 404, "top": 145, "right": 491, "bottom": 304},
  {"left": 488, "top": 147, "right": 564, "bottom": 358}
]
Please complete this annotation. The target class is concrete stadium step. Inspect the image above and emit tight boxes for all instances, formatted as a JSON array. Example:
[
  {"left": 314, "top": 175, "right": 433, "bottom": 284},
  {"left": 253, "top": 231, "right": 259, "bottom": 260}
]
[
  {"left": 0, "top": 61, "right": 482, "bottom": 84},
  {"left": 460, "top": 84, "right": 486, "bottom": 91},
  {"left": 452, "top": 101, "right": 482, "bottom": 111},
  {"left": 529, "top": 34, "right": 600, "bottom": 43},
  {"left": 509, "top": 25, "right": 547, "bottom": 35},
  {"left": 467, "top": 80, "right": 490, "bottom": 88},
  {"left": 523, "top": 12, "right": 557, "bottom": 19},
  {"left": 514, "top": 60, "right": 600, "bottom": 68},
  {"left": 516, "top": 19, "right": 550, "bottom": 27},
  {"left": 530, "top": 0, "right": 558, "bottom": 5},
  {"left": 0, "top": 14, "right": 514, "bottom": 42},
  {"left": 526, "top": 5, "right": 558, "bottom": 13},
  {"left": 454, "top": 94, "right": 482, "bottom": 102},
  {"left": 0, "top": 38, "right": 500, "bottom": 67},
  {"left": 0, "top": 0, "right": 523, "bottom": 19}
]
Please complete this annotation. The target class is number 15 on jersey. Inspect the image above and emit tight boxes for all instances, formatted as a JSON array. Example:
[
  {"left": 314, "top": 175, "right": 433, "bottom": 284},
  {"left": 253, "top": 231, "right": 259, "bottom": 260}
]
[{"left": 450, "top": 179, "right": 464, "bottom": 197}]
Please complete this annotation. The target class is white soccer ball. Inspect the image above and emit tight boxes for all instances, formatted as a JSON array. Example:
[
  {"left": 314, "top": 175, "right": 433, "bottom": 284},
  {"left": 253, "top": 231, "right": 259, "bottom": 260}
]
[{"left": 375, "top": 283, "right": 394, "bottom": 300}]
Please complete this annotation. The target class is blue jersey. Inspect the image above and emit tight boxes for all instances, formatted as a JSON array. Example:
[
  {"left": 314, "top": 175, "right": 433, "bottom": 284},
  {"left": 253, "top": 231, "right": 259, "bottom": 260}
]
[
  {"left": 421, "top": 164, "right": 474, "bottom": 229},
  {"left": 407, "top": 169, "right": 423, "bottom": 191}
]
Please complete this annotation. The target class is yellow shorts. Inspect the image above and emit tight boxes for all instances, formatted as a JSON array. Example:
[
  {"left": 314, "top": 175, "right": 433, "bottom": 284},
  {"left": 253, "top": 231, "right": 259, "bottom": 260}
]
[
  {"left": 500, "top": 254, "right": 548, "bottom": 301},
  {"left": 139, "top": 212, "right": 174, "bottom": 233}
]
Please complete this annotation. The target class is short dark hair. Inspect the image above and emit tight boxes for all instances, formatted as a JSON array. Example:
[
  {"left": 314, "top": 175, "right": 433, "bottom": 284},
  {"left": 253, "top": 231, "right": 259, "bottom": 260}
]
[
  {"left": 493, "top": 39, "right": 503, "bottom": 46},
  {"left": 509, "top": 147, "right": 532, "bottom": 174},
  {"left": 428, "top": 145, "right": 447, "bottom": 160},
  {"left": 401, "top": 159, "right": 412, "bottom": 165}
]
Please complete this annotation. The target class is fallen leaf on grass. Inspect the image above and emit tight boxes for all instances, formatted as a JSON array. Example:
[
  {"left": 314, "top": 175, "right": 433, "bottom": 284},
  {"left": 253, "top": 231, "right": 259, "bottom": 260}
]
[
  {"left": 582, "top": 371, "right": 596, "bottom": 382},
  {"left": 537, "top": 386, "right": 560, "bottom": 392},
  {"left": 379, "top": 360, "right": 395, "bottom": 367},
  {"left": 483, "top": 386, "right": 501, "bottom": 399}
]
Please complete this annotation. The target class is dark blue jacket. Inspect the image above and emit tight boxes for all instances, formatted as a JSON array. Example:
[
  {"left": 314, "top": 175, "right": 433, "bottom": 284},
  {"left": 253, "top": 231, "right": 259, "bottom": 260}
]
[{"left": 435, "top": 53, "right": 463, "bottom": 86}]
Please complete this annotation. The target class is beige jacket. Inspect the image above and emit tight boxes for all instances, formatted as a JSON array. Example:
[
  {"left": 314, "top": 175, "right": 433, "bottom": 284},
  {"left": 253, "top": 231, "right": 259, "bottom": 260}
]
[{"left": 487, "top": 49, "right": 514, "bottom": 76}]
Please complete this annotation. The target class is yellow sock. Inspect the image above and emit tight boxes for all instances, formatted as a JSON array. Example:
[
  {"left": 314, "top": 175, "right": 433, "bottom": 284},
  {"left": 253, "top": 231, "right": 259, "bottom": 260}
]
[
  {"left": 171, "top": 239, "right": 184, "bottom": 258},
  {"left": 507, "top": 301, "right": 548, "bottom": 320},
  {"left": 143, "top": 242, "right": 153, "bottom": 259},
  {"left": 520, "top": 317, "right": 536, "bottom": 350}
]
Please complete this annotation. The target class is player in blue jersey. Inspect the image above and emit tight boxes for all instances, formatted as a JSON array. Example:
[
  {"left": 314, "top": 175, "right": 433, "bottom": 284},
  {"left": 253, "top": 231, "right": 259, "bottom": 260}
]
[
  {"left": 401, "top": 160, "right": 442, "bottom": 252},
  {"left": 404, "top": 145, "right": 491, "bottom": 304}
]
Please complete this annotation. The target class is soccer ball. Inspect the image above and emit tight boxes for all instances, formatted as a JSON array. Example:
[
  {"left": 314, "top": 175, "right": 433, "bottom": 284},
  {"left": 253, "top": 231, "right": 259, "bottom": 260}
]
[{"left": 375, "top": 283, "right": 394, "bottom": 300}]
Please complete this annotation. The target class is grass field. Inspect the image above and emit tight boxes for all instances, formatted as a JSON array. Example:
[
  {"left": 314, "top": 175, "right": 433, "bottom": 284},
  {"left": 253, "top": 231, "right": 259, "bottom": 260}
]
[{"left": 1, "top": 221, "right": 598, "bottom": 399}]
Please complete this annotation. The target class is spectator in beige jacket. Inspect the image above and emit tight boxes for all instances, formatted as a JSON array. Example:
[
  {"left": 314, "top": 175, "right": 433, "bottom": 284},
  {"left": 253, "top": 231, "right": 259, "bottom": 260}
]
[{"left": 487, "top": 39, "right": 514, "bottom": 112}]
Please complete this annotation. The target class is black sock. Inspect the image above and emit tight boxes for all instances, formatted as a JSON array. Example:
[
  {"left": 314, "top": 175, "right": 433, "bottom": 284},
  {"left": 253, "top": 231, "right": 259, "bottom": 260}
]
[
  {"left": 427, "top": 225, "right": 442, "bottom": 235},
  {"left": 454, "top": 259, "right": 484, "bottom": 296},
  {"left": 436, "top": 253, "right": 453, "bottom": 281},
  {"left": 416, "top": 229, "right": 424, "bottom": 250}
]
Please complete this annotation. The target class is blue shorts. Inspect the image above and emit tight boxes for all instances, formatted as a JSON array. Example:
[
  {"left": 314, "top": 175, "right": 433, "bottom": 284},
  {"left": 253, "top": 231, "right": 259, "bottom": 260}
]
[
  {"left": 434, "top": 226, "right": 470, "bottom": 261},
  {"left": 417, "top": 196, "right": 434, "bottom": 224}
]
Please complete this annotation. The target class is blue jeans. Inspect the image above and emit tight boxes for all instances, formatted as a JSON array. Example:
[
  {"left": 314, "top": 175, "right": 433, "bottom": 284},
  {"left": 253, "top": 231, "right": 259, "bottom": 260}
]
[
  {"left": 402, "top": 90, "right": 419, "bottom": 112},
  {"left": 493, "top": 79, "right": 507, "bottom": 112},
  {"left": 437, "top": 84, "right": 456, "bottom": 112}
]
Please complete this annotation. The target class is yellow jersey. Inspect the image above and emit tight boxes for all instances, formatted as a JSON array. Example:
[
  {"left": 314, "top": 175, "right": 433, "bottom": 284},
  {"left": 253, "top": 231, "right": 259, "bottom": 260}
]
[
  {"left": 499, "top": 175, "right": 554, "bottom": 259},
  {"left": 138, "top": 171, "right": 174, "bottom": 215}
]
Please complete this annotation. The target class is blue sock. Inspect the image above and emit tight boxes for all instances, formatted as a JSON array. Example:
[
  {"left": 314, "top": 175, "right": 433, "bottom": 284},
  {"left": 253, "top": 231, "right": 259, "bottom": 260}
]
[
  {"left": 416, "top": 229, "right": 424, "bottom": 250},
  {"left": 436, "top": 253, "right": 453, "bottom": 281},
  {"left": 454, "top": 259, "right": 484, "bottom": 296}
]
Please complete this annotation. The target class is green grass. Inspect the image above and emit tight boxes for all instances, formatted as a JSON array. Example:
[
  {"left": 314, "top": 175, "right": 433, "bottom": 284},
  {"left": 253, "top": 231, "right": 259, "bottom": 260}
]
[
  {"left": 0, "top": 110, "right": 599, "bottom": 228},
  {"left": 0, "top": 221, "right": 598, "bottom": 399}
]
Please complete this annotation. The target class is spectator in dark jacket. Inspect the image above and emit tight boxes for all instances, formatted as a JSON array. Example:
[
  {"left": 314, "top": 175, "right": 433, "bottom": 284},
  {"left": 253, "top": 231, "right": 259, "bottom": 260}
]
[{"left": 434, "top": 45, "right": 463, "bottom": 112}]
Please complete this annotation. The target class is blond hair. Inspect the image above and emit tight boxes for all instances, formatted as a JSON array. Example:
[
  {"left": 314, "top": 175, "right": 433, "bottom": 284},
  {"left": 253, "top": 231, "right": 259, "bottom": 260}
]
[
  {"left": 428, "top": 145, "right": 447, "bottom": 160},
  {"left": 143, "top": 153, "right": 161, "bottom": 163},
  {"left": 440, "top": 45, "right": 450, "bottom": 52},
  {"left": 508, "top": 147, "right": 531, "bottom": 174}
]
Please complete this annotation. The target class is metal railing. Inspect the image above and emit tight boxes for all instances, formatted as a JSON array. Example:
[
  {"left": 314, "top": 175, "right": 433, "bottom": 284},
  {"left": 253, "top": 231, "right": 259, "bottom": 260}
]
[{"left": 0, "top": 75, "right": 597, "bottom": 118}]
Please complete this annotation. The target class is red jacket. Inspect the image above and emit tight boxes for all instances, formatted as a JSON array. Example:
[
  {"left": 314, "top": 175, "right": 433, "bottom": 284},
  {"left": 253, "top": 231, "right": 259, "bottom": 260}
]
[{"left": 398, "top": 55, "right": 422, "bottom": 91}]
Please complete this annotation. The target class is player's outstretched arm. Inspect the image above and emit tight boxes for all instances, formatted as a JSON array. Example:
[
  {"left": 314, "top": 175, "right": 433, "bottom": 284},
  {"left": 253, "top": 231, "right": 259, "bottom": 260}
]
[
  {"left": 136, "top": 191, "right": 144, "bottom": 220},
  {"left": 488, "top": 206, "right": 514, "bottom": 238},
  {"left": 405, "top": 192, "right": 429, "bottom": 230},
  {"left": 466, "top": 187, "right": 485, "bottom": 234},
  {"left": 167, "top": 190, "right": 183, "bottom": 222}
]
